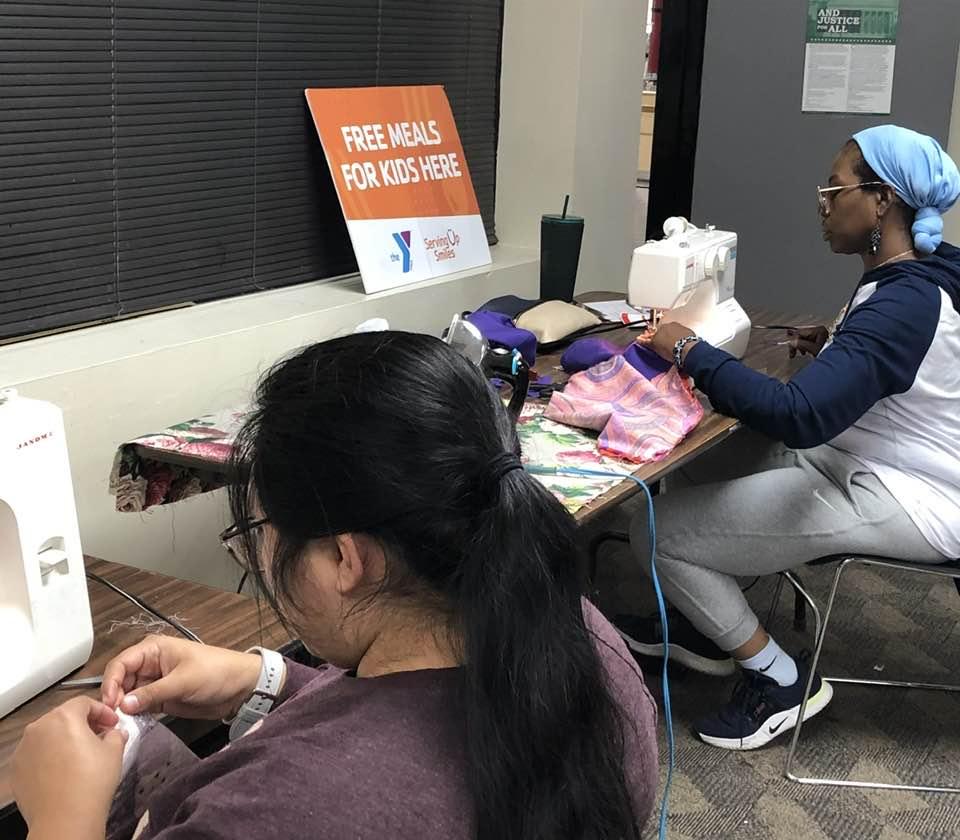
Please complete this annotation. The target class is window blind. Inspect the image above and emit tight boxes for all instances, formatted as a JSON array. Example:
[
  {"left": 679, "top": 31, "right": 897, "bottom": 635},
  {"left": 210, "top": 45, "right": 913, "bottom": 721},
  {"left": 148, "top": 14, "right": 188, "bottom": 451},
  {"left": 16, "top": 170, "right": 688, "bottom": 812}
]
[
  {"left": 0, "top": 0, "right": 504, "bottom": 341},
  {"left": 0, "top": 2, "right": 117, "bottom": 338}
]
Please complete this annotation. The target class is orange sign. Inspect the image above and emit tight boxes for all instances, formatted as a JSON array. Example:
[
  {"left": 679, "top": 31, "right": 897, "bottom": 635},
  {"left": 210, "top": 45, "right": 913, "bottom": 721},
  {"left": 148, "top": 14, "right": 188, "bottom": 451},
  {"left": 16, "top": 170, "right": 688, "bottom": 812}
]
[
  {"left": 305, "top": 85, "right": 490, "bottom": 293},
  {"left": 305, "top": 85, "right": 481, "bottom": 221}
]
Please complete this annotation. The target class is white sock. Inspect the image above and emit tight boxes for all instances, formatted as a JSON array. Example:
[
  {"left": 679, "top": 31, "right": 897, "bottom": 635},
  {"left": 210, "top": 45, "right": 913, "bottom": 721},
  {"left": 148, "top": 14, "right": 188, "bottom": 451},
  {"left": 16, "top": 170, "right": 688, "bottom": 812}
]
[{"left": 738, "top": 637, "right": 798, "bottom": 687}]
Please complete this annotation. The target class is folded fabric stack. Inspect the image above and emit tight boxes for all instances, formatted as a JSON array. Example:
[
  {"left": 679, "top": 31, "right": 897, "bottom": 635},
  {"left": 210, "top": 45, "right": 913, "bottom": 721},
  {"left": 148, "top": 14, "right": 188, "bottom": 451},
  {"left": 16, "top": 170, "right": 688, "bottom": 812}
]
[{"left": 545, "top": 355, "right": 704, "bottom": 463}]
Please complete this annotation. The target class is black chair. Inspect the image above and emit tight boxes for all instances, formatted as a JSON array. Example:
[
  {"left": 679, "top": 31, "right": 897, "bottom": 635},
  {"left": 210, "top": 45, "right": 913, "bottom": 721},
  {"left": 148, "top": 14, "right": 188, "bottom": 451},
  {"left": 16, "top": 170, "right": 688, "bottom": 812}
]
[{"left": 586, "top": 530, "right": 631, "bottom": 587}]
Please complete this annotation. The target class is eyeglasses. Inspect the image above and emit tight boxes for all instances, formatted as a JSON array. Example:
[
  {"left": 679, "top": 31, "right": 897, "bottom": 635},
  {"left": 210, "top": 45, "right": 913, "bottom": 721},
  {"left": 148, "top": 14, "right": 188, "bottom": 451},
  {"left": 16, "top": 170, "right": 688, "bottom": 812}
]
[
  {"left": 816, "top": 181, "right": 886, "bottom": 212},
  {"left": 219, "top": 516, "right": 269, "bottom": 570}
]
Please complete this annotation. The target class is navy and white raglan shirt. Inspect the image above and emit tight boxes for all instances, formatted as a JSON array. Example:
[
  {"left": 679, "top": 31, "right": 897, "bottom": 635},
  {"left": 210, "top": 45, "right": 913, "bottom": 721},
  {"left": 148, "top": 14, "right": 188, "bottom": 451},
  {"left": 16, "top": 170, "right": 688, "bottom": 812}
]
[{"left": 683, "top": 242, "right": 960, "bottom": 560}]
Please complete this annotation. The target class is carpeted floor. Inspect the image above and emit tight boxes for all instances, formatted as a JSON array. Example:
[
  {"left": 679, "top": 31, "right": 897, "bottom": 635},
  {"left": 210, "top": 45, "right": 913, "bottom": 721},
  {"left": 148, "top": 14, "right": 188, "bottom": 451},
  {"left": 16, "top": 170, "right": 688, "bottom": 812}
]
[{"left": 590, "top": 514, "right": 960, "bottom": 840}]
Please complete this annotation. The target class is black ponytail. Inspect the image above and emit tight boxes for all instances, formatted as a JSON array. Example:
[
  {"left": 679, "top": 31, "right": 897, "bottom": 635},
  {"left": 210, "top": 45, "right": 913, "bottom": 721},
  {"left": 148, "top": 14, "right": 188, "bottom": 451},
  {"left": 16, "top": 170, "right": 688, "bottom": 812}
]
[
  {"left": 229, "top": 331, "right": 642, "bottom": 839},
  {"left": 462, "top": 468, "right": 640, "bottom": 838}
]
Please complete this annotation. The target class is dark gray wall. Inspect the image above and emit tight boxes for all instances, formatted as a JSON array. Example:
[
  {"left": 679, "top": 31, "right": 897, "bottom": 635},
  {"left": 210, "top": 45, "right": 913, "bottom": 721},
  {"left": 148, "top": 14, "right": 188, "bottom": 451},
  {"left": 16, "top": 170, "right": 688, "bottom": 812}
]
[{"left": 692, "top": 1, "right": 960, "bottom": 317}]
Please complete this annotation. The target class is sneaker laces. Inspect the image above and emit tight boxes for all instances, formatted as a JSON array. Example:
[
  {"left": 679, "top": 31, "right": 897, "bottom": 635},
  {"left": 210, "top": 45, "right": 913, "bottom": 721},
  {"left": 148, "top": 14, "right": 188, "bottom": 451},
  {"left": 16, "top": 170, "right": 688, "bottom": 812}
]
[{"left": 729, "top": 672, "right": 773, "bottom": 723}]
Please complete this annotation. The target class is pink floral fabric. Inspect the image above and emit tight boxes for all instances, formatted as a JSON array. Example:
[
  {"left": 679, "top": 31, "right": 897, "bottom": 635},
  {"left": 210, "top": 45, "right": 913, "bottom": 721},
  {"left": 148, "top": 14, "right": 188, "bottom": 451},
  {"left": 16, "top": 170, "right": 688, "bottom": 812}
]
[
  {"left": 109, "top": 409, "right": 247, "bottom": 512},
  {"left": 544, "top": 356, "right": 703, "bottom": 463}
]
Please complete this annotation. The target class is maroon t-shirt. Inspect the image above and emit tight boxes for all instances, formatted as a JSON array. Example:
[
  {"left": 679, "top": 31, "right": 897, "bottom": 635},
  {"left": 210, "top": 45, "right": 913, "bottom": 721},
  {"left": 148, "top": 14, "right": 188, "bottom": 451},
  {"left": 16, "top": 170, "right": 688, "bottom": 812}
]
[{"left": 136, "top": 602, "right": 659, "bottom": 838}]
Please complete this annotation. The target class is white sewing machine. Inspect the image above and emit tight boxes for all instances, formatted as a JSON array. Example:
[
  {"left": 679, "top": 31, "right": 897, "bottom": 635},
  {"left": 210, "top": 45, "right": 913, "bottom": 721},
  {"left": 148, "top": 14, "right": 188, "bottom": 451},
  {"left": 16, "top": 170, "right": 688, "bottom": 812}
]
[
  {"left": 628, "top": 217, "right": 751, "bottom": 359},
  {"left": 0, "top": 389, "right": 93, "bottom": 718}
]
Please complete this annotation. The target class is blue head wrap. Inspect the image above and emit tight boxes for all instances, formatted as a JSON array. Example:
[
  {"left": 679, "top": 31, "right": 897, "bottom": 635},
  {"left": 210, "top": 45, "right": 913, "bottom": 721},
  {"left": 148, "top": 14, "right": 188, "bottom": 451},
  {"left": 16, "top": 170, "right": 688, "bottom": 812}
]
[{"left": 853, "top": 125, "right": 960, "bottom": 254}]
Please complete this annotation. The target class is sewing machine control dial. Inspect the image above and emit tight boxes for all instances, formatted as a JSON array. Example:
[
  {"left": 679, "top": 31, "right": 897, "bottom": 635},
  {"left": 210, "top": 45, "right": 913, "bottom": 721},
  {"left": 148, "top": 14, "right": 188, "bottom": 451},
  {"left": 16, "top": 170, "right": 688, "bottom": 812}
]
[
  {"left": 717, "top": 246, "right": 731, "bottom": 269},
  {"left": 703, "top": 244, "right": 732, "bottom": 279}
]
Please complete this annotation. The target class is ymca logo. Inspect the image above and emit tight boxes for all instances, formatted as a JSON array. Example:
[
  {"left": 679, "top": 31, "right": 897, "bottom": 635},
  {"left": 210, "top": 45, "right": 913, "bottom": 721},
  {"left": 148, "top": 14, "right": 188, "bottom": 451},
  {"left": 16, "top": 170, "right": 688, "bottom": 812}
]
[{"left": 391, "top": 231, "right": 412, "bottom": 272}]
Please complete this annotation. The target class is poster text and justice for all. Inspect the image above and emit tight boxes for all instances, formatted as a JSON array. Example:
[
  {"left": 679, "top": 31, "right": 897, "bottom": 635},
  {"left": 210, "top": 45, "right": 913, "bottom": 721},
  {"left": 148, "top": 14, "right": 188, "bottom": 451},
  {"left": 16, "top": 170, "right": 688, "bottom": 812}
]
[
  {"left": 337, "top": 120, "right": 463, "bottom": 191},
  {"left": 815, "top": 9, "right": 862, "bottom": 34}
]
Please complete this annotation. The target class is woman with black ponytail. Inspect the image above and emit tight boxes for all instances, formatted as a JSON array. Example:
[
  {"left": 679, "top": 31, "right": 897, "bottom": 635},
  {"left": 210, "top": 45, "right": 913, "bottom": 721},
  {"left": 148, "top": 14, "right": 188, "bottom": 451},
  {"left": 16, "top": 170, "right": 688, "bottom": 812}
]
[{"left": 15, "top": 331, "right": 658, "bottom": 840}]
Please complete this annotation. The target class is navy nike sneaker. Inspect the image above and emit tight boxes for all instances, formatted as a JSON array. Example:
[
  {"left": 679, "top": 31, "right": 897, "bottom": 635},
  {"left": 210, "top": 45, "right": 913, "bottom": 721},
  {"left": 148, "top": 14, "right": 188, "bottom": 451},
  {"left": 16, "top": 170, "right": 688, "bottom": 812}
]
[{"left": 695, "top": 653, "right": 833, "bottom": 750}]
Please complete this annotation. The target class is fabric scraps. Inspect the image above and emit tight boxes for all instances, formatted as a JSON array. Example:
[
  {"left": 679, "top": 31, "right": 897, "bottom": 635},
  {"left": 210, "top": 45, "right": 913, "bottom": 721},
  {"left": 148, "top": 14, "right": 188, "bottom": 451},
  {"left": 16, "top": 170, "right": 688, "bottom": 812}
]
[
  {"left": 106, "top": 613, "right": 193, "bottom": 636},
  {"left": 545, "top": 355, "right": 703, "bottom": 463},
  {"left": 110, "top": 408, "right": 246, "bottom": 512}
]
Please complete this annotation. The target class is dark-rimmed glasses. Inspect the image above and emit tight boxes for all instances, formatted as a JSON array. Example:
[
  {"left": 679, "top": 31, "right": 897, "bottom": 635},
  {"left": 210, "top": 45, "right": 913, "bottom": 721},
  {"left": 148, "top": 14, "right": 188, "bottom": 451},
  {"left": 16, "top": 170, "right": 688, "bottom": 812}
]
[{"left": 219, "top": 517, "right": 269, "bottom": 570}]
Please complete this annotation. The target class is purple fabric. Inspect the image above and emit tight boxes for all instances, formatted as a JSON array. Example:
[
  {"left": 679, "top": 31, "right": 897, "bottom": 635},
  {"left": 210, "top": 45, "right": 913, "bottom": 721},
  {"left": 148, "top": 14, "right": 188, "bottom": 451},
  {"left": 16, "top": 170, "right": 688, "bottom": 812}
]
[
  {"left": 466, "top": 310, "right": 538, "bottom": 365},
  {"left": 561, "top": 338, "right": 622, "bottom": 373},
  {"left": 561, "top": 338, "right": 672, "bottom": 379},
  {"left": 132, "top": 602, "right": 659, "bottom": 839},
  {"left": 623, "top": 343, "right": 672, "bottom": 379}
]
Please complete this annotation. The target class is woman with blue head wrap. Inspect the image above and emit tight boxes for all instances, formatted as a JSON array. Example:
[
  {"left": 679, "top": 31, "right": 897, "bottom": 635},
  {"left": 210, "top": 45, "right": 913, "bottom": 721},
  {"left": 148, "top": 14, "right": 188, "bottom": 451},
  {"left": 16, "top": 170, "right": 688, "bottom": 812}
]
[
  {"left": 851, "top": 125, "right": 960, "bottom": 256},
  {"left": 625, "top": 126, "right": 960, "bottom": 756}
]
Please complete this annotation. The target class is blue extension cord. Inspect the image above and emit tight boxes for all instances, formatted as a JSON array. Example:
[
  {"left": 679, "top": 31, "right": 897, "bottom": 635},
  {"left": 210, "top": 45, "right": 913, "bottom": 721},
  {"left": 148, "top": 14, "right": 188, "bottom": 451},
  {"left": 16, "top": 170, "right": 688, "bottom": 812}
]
[{"left": 526, "top": 465, "right": 674, "bottom": 840}]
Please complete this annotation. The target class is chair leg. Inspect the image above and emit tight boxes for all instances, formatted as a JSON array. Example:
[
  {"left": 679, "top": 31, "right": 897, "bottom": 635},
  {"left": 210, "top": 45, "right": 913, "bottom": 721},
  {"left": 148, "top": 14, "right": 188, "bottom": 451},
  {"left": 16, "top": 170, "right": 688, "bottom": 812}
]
[
  {"left": 765, "top": 574, "right": 786, "bottom": 629},
  {"left": 765, "top": 570, "right": 822, "bottom": 644},
  {"left": 783, "top": 570, "right": 822, "bottom": 645},
  {"left": 784, "top": 556, "right": 850, "bottom": 784},
  {"left": 790, "top": 571, "right": 808, "bottom": 632}
]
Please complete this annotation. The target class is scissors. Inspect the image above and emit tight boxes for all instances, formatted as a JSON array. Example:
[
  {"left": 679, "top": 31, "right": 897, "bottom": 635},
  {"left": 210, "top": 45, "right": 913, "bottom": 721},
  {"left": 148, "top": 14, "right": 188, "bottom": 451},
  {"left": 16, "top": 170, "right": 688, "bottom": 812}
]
[{"left": 58, "top": 675, "right": 104, "bottom": 689}]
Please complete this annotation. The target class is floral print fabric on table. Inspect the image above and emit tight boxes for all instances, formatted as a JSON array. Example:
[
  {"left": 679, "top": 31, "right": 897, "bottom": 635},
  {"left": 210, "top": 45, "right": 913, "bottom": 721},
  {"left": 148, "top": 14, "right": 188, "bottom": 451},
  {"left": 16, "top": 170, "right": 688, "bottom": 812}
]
[
  {"left": 516, "top": 403, "right": 632, "bottom": 514},
  {"left": 110, "top": 404, "right": 631, "bottom": 516},
  {"left": 109, "top": 409, "right": 246, "bottom": 512}
]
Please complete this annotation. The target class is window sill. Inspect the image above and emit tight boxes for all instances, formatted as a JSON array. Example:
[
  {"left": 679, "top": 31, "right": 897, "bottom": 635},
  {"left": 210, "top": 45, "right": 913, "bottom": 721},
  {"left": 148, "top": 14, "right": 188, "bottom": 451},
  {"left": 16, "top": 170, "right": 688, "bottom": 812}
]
[{"left": 2, "top": 244, "right": 539, "bottom": 385}]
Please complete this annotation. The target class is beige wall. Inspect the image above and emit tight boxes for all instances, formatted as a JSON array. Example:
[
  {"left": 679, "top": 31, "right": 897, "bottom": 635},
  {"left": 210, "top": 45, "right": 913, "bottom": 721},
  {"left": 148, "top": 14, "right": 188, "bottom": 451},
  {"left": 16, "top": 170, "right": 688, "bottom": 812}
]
[
  {"left": 946, "top": 41, "right": 960, "bottom": 245},
  {"left": 2, "top": 254, "right": 539, "bottom": 589},
  {"left": 497, "top": 0, "right": 646, "bottom": 292},
  {"left": 1, "top": 0, "right": 647, "bottom": 590}
]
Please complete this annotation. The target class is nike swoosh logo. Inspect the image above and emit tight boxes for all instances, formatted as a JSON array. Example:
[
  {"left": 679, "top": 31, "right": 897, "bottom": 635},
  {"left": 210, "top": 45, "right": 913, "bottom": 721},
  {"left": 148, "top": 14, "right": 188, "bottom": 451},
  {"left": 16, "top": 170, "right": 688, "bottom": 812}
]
[
  {"left": 758, "top": 658, "right": 776, "bottom": 673},
  {"left": 813, "top": 488, "right": 839, "bottom": 513},
  {"left": 768, "top": 719, "right": 787, "bottom": 735}
]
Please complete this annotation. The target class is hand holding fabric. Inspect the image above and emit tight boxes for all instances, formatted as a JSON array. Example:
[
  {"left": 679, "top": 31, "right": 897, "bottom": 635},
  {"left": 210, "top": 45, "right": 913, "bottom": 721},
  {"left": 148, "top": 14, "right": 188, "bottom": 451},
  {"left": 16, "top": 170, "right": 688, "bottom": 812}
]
[
  {"left": 636, "top": 321, "right": 698, "bottom": 363},
  {"left": 101, "top": 634, "right": 265, "bottom": 720},
  {"left": 12, "top": 696, "right": 128, "bottom": 840}
]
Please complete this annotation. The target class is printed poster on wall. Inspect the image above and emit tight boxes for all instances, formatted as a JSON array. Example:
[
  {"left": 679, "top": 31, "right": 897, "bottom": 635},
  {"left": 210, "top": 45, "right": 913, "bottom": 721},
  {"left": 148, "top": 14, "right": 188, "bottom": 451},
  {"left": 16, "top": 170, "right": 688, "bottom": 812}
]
[
  {"left": 305, "top": 86, "right": 491, "bottom": 294},
  {"left": 801, "top": 1, "right": 899, "bottom": 114}
]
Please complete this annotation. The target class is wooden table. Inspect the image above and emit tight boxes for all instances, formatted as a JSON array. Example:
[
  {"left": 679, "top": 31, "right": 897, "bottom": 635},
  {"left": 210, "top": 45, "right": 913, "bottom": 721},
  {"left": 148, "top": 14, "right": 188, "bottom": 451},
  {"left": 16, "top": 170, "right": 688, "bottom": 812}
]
[
  {"left": 115, "top": 302, "right": 816, "bottom": 523},
  {"left": 0, "top": 557, "right": 290, "bottom": 819},
  {"left": 557, "top": 303, "right": 816, "bottom": 523}
]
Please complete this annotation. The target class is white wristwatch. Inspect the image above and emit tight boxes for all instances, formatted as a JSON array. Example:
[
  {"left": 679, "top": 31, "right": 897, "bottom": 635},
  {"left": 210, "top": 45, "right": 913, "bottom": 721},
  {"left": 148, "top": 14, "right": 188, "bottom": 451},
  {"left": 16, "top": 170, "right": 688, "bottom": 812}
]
[{"left": 226, "top": 646, "right": 285, "bottom": 742}]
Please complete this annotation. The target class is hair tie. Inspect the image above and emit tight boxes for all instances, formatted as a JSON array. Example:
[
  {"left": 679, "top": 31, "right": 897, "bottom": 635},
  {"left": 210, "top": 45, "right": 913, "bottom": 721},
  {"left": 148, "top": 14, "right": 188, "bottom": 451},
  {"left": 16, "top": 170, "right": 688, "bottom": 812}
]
[{"left": 489, "top": 451, "right": 524, "bottom": 483}]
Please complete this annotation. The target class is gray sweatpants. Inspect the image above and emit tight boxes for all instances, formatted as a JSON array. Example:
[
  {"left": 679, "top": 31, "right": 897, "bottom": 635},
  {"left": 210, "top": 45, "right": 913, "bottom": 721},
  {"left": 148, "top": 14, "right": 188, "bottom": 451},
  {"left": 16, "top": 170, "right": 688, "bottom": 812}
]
[{"left": 629, "top": 434, "right": 947, "bottom": 652}]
